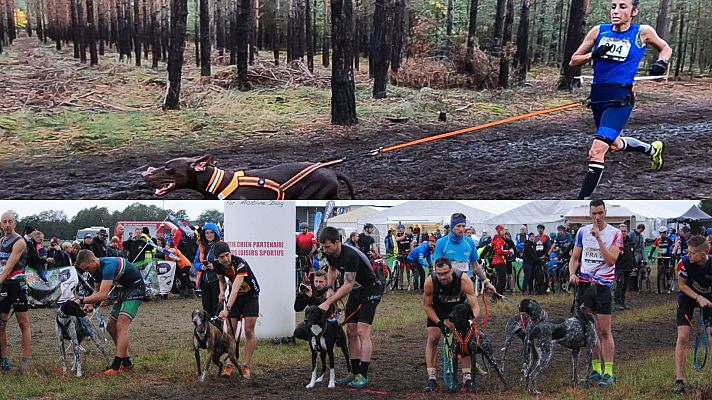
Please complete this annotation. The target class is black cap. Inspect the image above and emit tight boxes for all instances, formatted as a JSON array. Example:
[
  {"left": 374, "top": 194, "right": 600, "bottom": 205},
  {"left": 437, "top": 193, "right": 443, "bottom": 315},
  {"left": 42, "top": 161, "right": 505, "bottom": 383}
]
[
  {"left": 213, "top": 241, "right": 231, "bottom": 257},
  {"left": 142, "top": 227, "right": 150, "bottom": 235},
  {"left": 98, "top": 229, "right": 108, "bottom": 235}
]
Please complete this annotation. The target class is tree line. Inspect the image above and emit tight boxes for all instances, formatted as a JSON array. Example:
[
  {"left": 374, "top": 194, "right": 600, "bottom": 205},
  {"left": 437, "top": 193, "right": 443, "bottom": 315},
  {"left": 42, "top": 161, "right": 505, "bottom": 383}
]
[
  {"left": 9, "top": 203, "right": 224, "bottom": 240},
  {"left": 4, "top": 0, "right": 709, "bottom": 123}
]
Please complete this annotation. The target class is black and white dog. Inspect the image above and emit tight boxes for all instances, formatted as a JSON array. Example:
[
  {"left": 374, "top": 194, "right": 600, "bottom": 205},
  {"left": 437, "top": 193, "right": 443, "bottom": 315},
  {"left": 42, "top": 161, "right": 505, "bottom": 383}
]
[
  {"left": 55, "top": 301, "right": 110, "bottom": 377},
  {"left": 523, "top": 285, "right": 599, "bottom": 394},
  {"left": 500, "top": 299, "right": 548, "bottom": 373},
  {"left": 447, "top": 304, "right": 509, "bottom": 393},
  {"left": 303, "top": 305, "right": 350, "bottom": 389}
]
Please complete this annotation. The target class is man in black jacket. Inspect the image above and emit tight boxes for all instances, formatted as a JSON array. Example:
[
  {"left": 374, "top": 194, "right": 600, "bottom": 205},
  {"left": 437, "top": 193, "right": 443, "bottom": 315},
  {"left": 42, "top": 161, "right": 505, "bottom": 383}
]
[
  {"left": 91, "top": 229, "right": 108, "bottom": 258},
  {"left": 522, "top": 233, "right": 538, "bottom": 294},
  {"left": 293, "top": 270, "right": 330, "bottom": 341},
  {"left": 614, "top": 224, "right": 635, "bottom": 311}
]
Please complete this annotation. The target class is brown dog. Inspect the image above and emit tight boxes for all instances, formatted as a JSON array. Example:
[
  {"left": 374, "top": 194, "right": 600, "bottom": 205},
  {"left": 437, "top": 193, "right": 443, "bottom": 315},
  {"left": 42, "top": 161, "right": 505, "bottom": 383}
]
[
  {"left": 143, "top": 155, "right": 355, "bottom": 199},
  {"left": 192, "top": 309, "right": 241, "bottom": 381}
]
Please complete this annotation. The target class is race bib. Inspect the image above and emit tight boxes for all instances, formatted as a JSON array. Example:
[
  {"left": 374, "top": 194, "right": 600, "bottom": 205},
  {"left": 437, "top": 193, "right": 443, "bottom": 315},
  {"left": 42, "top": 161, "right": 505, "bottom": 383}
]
[
  {"left": 583, "top": 247, "right": 605, "bottom": 264},
  {"left": 451, "top": 261, "right": 469, "bottom": 273},
  {"left": 598, "top": 37, "right": 631, "bottom": 62},
  {"left": 536, "top": 244, "right": 544, "bottom": 252}
]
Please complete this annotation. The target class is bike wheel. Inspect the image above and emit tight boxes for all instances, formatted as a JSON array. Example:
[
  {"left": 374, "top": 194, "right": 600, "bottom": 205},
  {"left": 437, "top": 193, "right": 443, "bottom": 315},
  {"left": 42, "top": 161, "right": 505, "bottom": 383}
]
[{"left": 515, "top": 265, "right": 524, "bottom": 292}]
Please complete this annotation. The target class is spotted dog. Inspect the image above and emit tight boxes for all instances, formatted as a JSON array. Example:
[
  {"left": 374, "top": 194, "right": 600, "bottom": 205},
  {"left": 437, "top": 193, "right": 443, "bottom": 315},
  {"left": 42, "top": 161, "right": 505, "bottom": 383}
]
[
  {"left": 500, "top": 299, "right": 548, "bottom": 373},
  {"left": 192, "top": 309, "right": 241, "bottom": 382},
  {"left": 523, "top": 285, "right": 599, "bottom": 395},
  {"left": 447, "top": 303, "right": 509, "bottom": 393},
  {"left": 55, "top": 301, "right": 110, "bottom": 377},
  {"left": 303, "top": 305, "right": 350, "bottom": 389}
]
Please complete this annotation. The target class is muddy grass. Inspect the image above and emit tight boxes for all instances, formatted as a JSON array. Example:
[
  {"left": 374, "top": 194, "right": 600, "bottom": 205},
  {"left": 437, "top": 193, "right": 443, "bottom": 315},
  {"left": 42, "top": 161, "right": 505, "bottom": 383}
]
[{"left": 1, "top": 35, "right": 711, "bottom": 200}]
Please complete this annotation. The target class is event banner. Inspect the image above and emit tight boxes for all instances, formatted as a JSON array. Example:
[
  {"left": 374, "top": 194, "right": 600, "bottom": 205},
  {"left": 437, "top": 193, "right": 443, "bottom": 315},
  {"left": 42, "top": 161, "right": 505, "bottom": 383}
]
[{"left": 224, "top": 200, "right": 296, "bottom": 339}]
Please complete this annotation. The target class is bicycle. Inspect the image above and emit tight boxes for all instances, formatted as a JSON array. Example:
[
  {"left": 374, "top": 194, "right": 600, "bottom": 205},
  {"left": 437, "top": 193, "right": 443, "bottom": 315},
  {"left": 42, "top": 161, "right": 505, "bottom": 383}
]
[
  {"left": 386, "top": 257, "right": 401, "bottom": 292},
  {"left": 552, "top": 259, "right": 571, "bottom": 295},
  {"left": 654, "top": 256, "right": 674, "bottom": 293}
]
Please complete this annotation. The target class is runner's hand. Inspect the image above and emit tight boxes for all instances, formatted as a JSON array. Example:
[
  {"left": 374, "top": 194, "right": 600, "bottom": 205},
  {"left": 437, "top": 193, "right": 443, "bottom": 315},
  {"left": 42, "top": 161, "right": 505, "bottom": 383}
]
[
  {"left": 485, "top": 282, "right": 496, "bottom": 293},
  {"left": 592, "top": 43, "right": 613, "bottom": 59},
  {"left": 698, "top": 296, "right": 712, "bottom": 309},
  {"left": 218, "top": 294, "right": 225, "bottom": 303},
  {"left": 649, "top": 59, "right": 669, "bottom": 76},
  {"left": 591, "top": 224, "right": 601, "bottom": 241},
  {"left": 318, "top": 301, "right": 330, "bottom": 311},
  {"left": 569, "top": 273, "right": 579, "bottom": 285},
  {"left": 83, "top": 304, "right": 94, "bottom": 313},
  {"left": 438, "top": 320, "right": 450, "bottom": 335},
  {"left": 218, "top": 309, "right": 229, "bottom": 321}
]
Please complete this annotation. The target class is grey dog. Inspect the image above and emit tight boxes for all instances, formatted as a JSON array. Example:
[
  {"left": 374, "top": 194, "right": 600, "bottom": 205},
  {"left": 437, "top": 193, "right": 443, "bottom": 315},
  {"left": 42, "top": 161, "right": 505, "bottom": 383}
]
[
  {"left": 55, "top": 301, "right": 109, "bottom": 377},
  {"left": 522, "top": 285, "right": 599, "bottom": 395},
  {"left": 500, "top": 298, "right": 548, "bottom": 373}
]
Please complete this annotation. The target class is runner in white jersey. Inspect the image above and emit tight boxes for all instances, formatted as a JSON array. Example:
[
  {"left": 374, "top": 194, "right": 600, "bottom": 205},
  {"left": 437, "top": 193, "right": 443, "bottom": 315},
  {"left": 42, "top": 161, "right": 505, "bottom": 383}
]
[{"left": 568, "top": 200, "right": 621, "bottom": 388}]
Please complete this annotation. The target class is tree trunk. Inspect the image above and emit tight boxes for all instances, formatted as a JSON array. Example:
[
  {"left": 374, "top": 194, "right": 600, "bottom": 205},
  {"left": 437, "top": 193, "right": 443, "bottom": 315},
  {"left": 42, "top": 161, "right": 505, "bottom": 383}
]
[
  {"left": 194, "top": 0, "right": 200, "bottom": 66},
  {"left": 534, "top": 0, "right": 546, "bottom": 63},
  {"left": 528, "top": 0, "right": 537, "bottom": 66},
  {"left": 674, "top": 0, "right": 685, "bottom": 79},
  {"left": 97, "top": 0, "right": 105, "bottom": 54},
  {"left": 330, "top": 0, "right": 357, "bottom": 125},
  {"left": 163, "top": 0, "right": 188, "bottom": 110},
  {"left": 372, "top": 0, "right": 393, "bottom": 98},
  {"left": 369, "top": 0, "right": 385, "bottom": 78},
  {"left": 321, "top": 0, "right": 329, "bottom": 67},
  {"left": 514, "top": 0, "right": 530, "bottom": 85},
  {"left": 464, "top": 0, "right": 479, "bottom": 74},
  {"left": 236, "top": 0, "right": 252, "bottom": 90},
  {"left": 558, "top": 0, "right": 588, "bottom": 90},
  {"left": 133, "top": 0, "right": 142, "bottom": 65},
  {"left": 273, "top": 0, "right": 280, "bottom": 64},
  {"left": 445, "top": 0, "right": 453, "bottom": 53},
  {"left": 353, "top": 0, "right": 360, "bottom": 71},
  {"left": 305, "top": 0, "right": 313, "bottom": 71},
  {"left": 70, "top": 0, "right": 80, "bottom": 58},
  {"left": 151, "top": 0, "right": 159, "bottom": 67},
  {"left": 142, "top": 0, "right": 148, "bottom": 58},
  {"left": 390, "top": 0, "right": 404, "bottom": 72},
  {"left": 200, "top": 0, "right": 211, "bottom": 75},
  {"left": 77, "top": 0, "right": 87, "bottom": 63},
  {"left": 498, "top": 0, "right": 513, "bottom": 88},
  {"left": 549, "top": 0, "right": 563, "bottom": 64},
  {"left": 25, "top": 0, "right": 32, "bottom": 37},
  {"left": 249, "top": 0, "right": 257, "bottom": 65},
  {"left": 161, "top": 0, "right": 169, "bottom": 61},
  {"left": 86, "top": 0, "right": 98, "bottom": 65},
  {"left": 655, "top": 0, "right": 672, "bottom": 42},
  {"left": 493, "top": 0, "right": 506, "bottom": 54}
]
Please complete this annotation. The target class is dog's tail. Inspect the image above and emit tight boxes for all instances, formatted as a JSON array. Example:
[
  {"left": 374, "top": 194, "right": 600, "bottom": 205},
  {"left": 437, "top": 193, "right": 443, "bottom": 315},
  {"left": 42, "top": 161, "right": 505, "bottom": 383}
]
[{"left": 336, "top": 172, "right": 356, "bottom": 199}]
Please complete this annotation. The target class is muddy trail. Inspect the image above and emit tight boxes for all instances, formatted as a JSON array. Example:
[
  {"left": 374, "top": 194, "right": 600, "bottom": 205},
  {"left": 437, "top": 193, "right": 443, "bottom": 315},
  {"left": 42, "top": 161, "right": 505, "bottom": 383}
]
[
  {"left": 113, "top": 291, "right": 677, "bottom": 400},
  {"left": 2, "top": 99, "right": 711, "bottom": 200}
]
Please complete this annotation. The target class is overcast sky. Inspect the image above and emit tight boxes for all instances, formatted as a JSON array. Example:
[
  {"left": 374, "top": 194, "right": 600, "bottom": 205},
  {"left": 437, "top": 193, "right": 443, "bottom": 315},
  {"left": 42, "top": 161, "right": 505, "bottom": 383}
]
[{"left": 0, "top": 199, "right": 698, "bottom": 220}]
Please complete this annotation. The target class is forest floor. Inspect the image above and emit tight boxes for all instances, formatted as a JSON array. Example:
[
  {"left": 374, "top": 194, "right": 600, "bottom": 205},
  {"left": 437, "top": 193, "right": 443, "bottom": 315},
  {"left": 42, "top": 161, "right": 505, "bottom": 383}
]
[
  {"left": 1, "top": 289, "right": 709, "bottom": 400},
  {"left": 1, "top": 33, "right": 711, "bottom": 200}
]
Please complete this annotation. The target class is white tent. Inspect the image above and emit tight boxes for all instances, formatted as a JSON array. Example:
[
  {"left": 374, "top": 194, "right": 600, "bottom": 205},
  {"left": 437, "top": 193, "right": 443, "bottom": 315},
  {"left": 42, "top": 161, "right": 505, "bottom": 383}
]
[
  {"left": 331, "top": 201, "right": 494, "bottom": 252},
  {"left": 326, "top": 206, "right": 385, "bottom": 238}
]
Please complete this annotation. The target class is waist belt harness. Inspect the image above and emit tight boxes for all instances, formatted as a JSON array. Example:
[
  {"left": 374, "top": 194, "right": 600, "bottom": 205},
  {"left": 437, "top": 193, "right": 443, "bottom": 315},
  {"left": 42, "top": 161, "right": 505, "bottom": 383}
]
[
  {"left": 205, "top": 160, "right": 343, "bottom": 200},
  {"left": 586, "top": 84, "right": 636, "bottom": 108}
]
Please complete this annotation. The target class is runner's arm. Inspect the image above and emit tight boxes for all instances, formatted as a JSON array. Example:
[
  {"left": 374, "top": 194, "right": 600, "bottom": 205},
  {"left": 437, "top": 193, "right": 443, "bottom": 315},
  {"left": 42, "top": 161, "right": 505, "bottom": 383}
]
[
  {"left": 226, "top": 276, "right": 244, "bottom": 309},
  {"left": 640, "top": 25, "right": 673, "bottom": 61},
  {"left": 422, "top": 277, "right": 441, "bottom": 324},
  {"left": 81, "top": 280, "right": 113, "bottom": 304},
  {"left": 569, "top": 26, "right": 600, "bottom": 67},
  {"left": 322, "top": 271, "right": 354, "bottom": 307},
  {"left": 599, "top": 239, "right": 621, "bottom": 267},
  {"left": 568, "top": 245, "right": 582, "bottom": 279},
  {"left": 0, "top": 238, "right": 26, "bottom": 284}
]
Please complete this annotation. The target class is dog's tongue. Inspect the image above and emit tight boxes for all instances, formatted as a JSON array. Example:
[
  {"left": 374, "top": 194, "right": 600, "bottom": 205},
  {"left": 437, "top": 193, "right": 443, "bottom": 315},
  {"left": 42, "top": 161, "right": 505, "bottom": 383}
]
[{"left": 155, "top": 183, "right": 175, "bottom": 196}]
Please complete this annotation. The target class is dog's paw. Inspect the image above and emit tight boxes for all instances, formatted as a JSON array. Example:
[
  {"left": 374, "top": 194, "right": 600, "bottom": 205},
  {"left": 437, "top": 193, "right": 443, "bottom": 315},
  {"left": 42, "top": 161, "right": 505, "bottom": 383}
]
[
  {"left": 328, "top": 381, "right": 336, "bottom": 389},
  {"left": 200, "top": 371, "right": 208, "bottom": 382},
  {"left": 306, "top": 382, "right": 316, "bottom": 389},
  {"left": 316, "top": 375, "right": 324, "bottom": 383}
]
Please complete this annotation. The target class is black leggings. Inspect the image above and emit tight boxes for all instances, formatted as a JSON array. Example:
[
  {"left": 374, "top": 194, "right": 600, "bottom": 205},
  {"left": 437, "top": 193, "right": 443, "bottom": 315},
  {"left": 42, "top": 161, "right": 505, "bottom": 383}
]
[
  {"left": 177, "top": 266, "right": 192, "bottom": 293},
  {"left": 201, "top": 280, "right": 220, "bottom": 317},
  {"left": 412, "top": 263, "right": 426, "bottom": 291},
  {"left": 494, "top": 263, "right": 507, "bottom": 295}
]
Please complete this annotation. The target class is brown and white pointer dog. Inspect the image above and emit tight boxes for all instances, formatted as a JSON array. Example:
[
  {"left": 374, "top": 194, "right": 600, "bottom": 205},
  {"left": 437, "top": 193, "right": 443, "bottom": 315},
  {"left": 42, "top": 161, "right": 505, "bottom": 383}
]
[
  {"left": 192, "top": 309, "right": 241, "bottom": 382},
  {"left": 143, "top": 155, "right": 355, "bottom": 199}
]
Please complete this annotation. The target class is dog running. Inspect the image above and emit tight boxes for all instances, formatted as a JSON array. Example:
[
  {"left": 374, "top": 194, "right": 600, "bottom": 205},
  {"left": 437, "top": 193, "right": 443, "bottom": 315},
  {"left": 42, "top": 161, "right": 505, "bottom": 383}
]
[
  {"left": 192, "top": 309, "right": 241, "bottom": 382},
  {"left": 446, "top": 303, "right": 509, "bottom": 393},
  {"left": 55, "top": 301, "right": 110, "bottom": 377},
  {"left": 303, "top": 305, "right": 350, "bottom": 389},
  {"left": 522, "top": 285, "right": 599, "bottom": 394},
  {"left": 500, "top": 299, "right": 548, "bottom": 373},
  {"left": 143, "top": 155, "right": 355, "bottom": 199}
]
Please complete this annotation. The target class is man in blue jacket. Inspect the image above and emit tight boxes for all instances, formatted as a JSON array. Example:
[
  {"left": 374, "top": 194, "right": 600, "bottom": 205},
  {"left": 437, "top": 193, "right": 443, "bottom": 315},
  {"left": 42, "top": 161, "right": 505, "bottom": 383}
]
[{"left": 408, "top": 236, "right": 436, "bottom": 292}]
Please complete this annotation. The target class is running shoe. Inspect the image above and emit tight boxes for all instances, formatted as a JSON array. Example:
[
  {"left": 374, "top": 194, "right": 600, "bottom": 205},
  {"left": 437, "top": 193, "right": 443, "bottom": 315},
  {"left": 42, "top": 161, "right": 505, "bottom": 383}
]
[
  {"left": 462, "top": 378, "right": 474, "bottom": 392},
  {"left": 104, "top": 367, "right": 122, "bottom": 375},
  {"left": 222, "top": 363, "right": 234, "bottom": 378},
  {"left": 119, "top": 364, "right": 135, "bottom": 372},
  {"left": 336, "top": 373, "right": 356, "bottom": 385},
  {"left": 672, "top": 380, "right": 685, "bottom": 394},
  {"left": 241, "top": 365, "right": 251, "bottom": 380},
  {"left": 585, "top": 371, "right": 602, "bottom": 383},
  {"left": 1, "top": 357, "right": 10, "bottom": 373},
  {"left": 598, "top": 374, "right": 615, "bottom": 387},
  {"left": 20, "top": 357, "right": 29, "bottom": 373},
  {"left": 424, "top": 377, "right": 438, "bottom": 392},
  {"left": 650, "top": 141, "right": 665, "bottom": 171},
  {"left": 348, "top": 374, "right": 369, "bottom": 388}
]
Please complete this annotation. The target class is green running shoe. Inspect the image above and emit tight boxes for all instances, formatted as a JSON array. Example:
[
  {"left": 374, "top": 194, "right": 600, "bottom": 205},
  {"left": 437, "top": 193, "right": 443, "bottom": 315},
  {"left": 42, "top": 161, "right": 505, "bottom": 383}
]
[
  {"left": 347, "top": 374, "right": 369, "bottom": 388},
  {"left": 336, "top": 373, "right": 356, "bottom": 386},
  {"left": 599, "top": 374, "right": 616, "bottom": 388},
  {"left": 585, "top": 371, "right": 602, "bottom": 383},
  {"left": 650, "top": 141, "right": 665, "bottom": 171}
]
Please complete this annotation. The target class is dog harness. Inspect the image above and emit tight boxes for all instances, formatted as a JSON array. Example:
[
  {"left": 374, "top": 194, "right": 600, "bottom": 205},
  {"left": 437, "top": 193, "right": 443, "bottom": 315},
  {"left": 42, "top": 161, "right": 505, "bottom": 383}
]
[
  {"left": 453, "top": 323, "right": 481, "bottom": 359},
  {"left": 204, "top": 160, "right": 344, "bottom": 200}
]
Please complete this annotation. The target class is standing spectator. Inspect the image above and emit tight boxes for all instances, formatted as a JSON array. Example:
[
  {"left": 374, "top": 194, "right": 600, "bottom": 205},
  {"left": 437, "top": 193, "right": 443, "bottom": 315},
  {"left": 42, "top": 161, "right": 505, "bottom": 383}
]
[
  {"left": 47, "top": 238, "right": 70, "bottom": 268},
  {"left": 628, "top": 224, "right": 646, "bottom": 267},
  {"left": 443, "top": 225, "right": 450, "bottom": 237},
  {"left": 358, "top": 224, "right": 379, "bottom": 258},
  {"left": 165, "top": 239, "right": 194, "bottom": 298},
  {"left": 33, "top": 231, "right": 50, "bottom": 281},
  {"left": 80, "top": 234, "right": 93, "bottom": 251},
  {"left": 535, "top": 225, "right": 551, "bottom": 258},
  {"left": 478, "top": 229, "right": 491, "bottom": 248},
  {"left": 384, "top": 230, "right": 395, "bottom": 255},
  {"left": 614, "top": 224, "right": 635, "bottom": 311},
  {"left": 491, "top": 225, "right": 512, "bottom": 300},
  {"left": 514, "top": 226, "right": 528, "bottom": 257},
  {"left": 123, "top": 229, "right": 147, "bottom": 263},
  {"left": 140, "top": 228, "right": 156, "bottom": 261},
  {"left": 178, "top": 229, "right": 198, "bottom": 267},
  {"left": 470, "top": 228, "right": 481, "bottom": 245},
  {"left": 407, "top": 236, "right": 435, "bottom": 292},
  {"left": 296, "top": 222, "right": 317, "bottom": 285},
  {"left": 23, "top": 227, "right": 44, "bottom": 282},
  {"left": 345, "top": 231, "right": 359, "bottom": 248},
  {"left": 61, "top": 243, "right": 74, "bottom": 267},
  {"left": 107, "top": 236, "right": 125, "bottom": 258},
  {"left": 193, "top": 223, "right": 222, "bottom": 317},
  {"left": 91, "top": 229, "right": 108, "bottom": 258},
  {"left": 69, "top": 242, "right": 81, "bottom": 265},
  {"left": 435, "top": 229, "right": 442, "bottom": 240},
  {"left": 115, "top": 224, "right": 126, "bottom": 251},
  {"left": 504, "top": 231, "right": 516, "bottom": 292},
  {"left": 522, "top": 233, "right": 538, "bottom": 294}
]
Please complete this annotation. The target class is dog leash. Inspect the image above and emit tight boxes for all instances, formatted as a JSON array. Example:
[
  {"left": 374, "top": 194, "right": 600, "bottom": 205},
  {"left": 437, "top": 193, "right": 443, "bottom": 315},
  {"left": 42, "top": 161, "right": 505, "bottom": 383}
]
[
  {"left": 340, "top": 304, "right": 362, "bottom": 326},
  {"left": 686, "top": 309, "right": 709, "bottom": 370},
  {"left": 442, "top": 333, "right": 457, "bottom": 392}
]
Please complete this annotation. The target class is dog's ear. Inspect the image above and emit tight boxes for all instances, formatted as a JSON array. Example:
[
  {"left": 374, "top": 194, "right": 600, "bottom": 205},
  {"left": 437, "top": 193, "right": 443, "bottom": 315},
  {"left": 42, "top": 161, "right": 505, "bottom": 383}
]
[
  {"left": 190, "top": 155, "right": 213, "bottom": 172},
  {"left": 466, "top": 306, "right": 474, "bottom": 320}
]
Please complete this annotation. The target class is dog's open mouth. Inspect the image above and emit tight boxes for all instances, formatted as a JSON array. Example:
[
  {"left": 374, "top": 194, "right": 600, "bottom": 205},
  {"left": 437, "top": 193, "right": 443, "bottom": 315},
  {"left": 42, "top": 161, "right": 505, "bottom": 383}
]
[{"left": 154, "top": 181, "right": 176, "bottom": 197}]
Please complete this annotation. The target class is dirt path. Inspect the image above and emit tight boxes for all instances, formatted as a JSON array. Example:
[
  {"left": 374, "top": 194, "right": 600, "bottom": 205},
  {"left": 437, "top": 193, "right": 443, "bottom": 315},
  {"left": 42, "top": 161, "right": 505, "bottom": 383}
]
[
  {"left": 2, "top": 36, "right": 711, "bottom": 200},
  {"left": 114, "top": 291, "right": 678, "bottom": 400}
]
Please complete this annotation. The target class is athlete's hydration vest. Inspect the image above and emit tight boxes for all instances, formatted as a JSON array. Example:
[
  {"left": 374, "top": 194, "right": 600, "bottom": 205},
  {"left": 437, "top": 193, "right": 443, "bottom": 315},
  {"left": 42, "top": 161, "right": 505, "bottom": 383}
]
[{"left": 593, "top": 24, "right": 647, "bottom": 85}]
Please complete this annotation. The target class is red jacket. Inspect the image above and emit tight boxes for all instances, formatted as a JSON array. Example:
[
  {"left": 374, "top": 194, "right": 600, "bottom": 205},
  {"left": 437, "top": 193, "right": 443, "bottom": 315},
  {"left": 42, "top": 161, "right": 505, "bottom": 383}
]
[{"left": 491, "top": 234, "right": 512, "bottom": 265}]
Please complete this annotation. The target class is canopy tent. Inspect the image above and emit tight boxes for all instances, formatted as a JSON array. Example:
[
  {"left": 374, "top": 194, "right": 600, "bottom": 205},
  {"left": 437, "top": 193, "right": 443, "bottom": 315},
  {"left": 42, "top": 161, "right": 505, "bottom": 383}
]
[
  {"left": 325, "top": 206, "right": 385, "bottom": 238},
  {"left": 329, "top": 201, "right": 494, "bottom": 252},
  {"left": 668, "top": 205, "right": 712, "bottom": 223}
]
